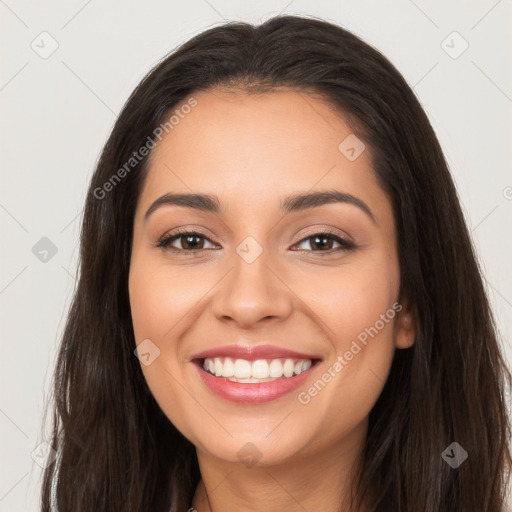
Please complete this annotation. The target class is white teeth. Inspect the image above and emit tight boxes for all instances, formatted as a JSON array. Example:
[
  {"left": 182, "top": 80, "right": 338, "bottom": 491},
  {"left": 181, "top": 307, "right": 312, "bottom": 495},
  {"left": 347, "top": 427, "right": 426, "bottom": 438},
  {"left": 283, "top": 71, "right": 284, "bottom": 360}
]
[
  {"left": 269, "top": 359, "right": 283, "bottom": 378},
  {"left": 214, "top": 358, "right": 223, "bottom": 377},
  {"left": 234, "top": 359, "right": 252, "bottom": 378},
  {"left": 202, "top": 357, "right": 314, "bottom": 380},
  {"left": 221, "top": 357, "right": 234, "bottom": 377},
  {"left": 229, "top": 377, "right": 277, "bottom": 383},
  {"left": 283, "top": 359, "right": 294, "bottom": 377},
  {"left": 251, "top": 359, "right": 269, "bottom": 378}
]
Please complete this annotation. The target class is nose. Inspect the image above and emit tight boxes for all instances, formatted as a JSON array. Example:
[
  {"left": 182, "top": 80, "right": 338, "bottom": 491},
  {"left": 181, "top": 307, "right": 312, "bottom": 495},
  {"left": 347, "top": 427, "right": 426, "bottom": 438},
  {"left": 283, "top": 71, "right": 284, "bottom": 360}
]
[{"left": 212, "top": 245, "right": 293, "bottom": 329}]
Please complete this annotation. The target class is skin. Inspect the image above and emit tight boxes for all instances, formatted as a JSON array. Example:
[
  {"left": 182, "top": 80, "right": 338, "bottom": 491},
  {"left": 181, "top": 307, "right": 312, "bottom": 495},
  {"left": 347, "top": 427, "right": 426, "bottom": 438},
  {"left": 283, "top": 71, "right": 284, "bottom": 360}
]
[{"left": 128, "top": 88, "right": 416, "bottom": 512}]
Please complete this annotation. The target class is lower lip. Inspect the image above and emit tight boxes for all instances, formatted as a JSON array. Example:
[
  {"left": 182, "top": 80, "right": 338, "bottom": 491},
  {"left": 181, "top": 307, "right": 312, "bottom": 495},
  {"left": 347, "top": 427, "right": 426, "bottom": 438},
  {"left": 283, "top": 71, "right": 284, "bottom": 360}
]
[{"left": 194, "top": 361, "right": 319, "bottom": 404}]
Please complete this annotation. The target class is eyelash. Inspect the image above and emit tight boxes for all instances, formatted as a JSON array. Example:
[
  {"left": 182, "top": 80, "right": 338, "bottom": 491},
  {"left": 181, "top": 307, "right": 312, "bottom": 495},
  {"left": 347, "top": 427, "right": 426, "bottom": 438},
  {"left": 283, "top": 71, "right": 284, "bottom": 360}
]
[{"left": 156, "top": 228, "right": 356, "bottom": 256}]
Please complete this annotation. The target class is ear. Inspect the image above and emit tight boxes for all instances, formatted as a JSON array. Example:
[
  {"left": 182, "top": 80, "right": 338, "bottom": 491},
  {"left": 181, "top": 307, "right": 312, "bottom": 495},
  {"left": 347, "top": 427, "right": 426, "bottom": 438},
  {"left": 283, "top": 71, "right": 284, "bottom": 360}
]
[{"left": 394, "top": 296, "right": 416, "bottom": 349}]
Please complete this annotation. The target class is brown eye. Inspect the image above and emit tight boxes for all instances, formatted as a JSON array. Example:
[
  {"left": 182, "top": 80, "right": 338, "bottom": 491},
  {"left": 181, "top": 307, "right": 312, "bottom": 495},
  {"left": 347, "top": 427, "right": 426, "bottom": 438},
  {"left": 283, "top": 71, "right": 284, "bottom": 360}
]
[
  {"left": 157, "top": 231, "right": 217, "bottom": 252},
  {"left": 293, "top": 232, "right": 355, "bottom": 254}
]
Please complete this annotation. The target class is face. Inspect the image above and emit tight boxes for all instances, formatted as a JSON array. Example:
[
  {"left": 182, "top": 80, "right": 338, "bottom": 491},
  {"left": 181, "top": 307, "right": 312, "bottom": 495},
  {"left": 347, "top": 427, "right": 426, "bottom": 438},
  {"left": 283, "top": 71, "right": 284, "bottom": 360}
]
[{"left": 128, "top": 88, "right": 415, "bottom": 468}]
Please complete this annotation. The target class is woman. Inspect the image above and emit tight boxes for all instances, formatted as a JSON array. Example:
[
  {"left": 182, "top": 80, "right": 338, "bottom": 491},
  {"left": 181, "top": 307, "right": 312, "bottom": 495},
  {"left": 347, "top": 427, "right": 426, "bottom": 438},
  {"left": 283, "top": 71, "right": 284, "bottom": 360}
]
[{"left": 40, "top": 14, "right": 511, "bottom": 512}]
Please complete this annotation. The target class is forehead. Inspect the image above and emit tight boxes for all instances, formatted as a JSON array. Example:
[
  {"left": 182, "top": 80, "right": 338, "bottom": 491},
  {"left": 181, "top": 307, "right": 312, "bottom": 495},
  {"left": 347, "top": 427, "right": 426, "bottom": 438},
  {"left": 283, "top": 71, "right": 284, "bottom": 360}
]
[
  {"left": 151, "top": 87, "right": 359, "bottom": 164},
  {"left": 138, "top": 88, "right": 389, "bottom": 223}
]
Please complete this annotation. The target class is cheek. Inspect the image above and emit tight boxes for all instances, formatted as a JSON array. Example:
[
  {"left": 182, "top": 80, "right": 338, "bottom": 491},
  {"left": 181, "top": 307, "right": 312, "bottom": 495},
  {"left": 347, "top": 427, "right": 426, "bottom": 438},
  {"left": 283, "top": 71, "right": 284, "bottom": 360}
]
[
  {"left": 295, "top": 255, "right": 399, "bottom": 351},
  {"left": 337, "top": 273, "right": 397, "bottom": 351},
  {"left": 128, "top": 255, "right": 208, "bottom": 341},
  {"left": 128, "top": 256, "right": 204, "bottom": 437},
  {"left": 292, "top": 255, "right": 399, "bottom": 408}
]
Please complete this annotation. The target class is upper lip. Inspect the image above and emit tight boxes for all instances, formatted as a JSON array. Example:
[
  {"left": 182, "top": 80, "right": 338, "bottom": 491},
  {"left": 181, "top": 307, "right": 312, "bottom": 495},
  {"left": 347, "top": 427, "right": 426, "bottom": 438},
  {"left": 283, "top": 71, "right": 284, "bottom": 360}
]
[{"left": 191, "top": 344, "right": 322, "bottom": 361}]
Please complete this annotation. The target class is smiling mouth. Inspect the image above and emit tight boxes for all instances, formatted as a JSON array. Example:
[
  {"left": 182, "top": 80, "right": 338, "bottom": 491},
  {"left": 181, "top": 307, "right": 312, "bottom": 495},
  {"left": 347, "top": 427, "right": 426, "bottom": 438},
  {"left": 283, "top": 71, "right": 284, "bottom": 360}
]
[{"left": 194, "top": 356, "right": 322, "bottom": 383}]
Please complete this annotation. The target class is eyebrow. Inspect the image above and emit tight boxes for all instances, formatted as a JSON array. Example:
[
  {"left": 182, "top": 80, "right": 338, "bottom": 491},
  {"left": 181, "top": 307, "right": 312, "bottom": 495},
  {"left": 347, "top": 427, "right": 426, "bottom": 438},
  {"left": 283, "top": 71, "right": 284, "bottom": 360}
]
[{"left": 144, "top": 190, "right": 376, "bottom": 224}]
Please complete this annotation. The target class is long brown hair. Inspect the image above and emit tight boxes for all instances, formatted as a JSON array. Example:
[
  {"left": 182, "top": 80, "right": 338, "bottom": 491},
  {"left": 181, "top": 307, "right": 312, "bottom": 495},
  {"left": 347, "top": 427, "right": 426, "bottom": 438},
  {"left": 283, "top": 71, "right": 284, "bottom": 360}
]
[{"left": 40, "top": 14, "right": 512, "bottom": 511}]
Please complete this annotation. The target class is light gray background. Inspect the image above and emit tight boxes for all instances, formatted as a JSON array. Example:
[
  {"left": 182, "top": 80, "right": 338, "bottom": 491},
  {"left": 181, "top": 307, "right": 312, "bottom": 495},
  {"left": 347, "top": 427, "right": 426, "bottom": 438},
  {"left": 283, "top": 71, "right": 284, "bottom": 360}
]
[{"left": 1, "top": 1, "right": 511, "bottom": 510}]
